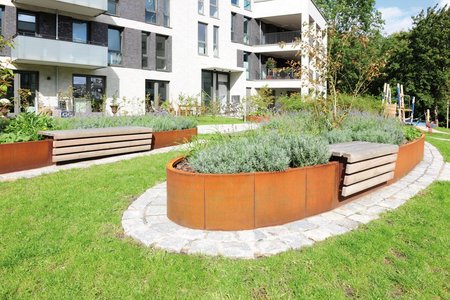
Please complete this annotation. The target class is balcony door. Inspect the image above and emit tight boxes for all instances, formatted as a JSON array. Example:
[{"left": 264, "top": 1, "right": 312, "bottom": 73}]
[{"left": 6, "top": 71, "right": 39, "bottom": 114}]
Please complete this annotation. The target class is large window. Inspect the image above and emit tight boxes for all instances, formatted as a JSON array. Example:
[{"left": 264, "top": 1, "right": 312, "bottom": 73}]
[
  {"left": 108, "top": 27, "right": 122, "bottom": 65},
  {"left": 107, "top": 0, "right": 118, "bottom": 15},
  {"left": 73, "top": 21, "right": 88, "bottom": 44},
  {"left": 198, "top": 22, "right": 207, "bottom": 55},
  {"left": 72, "top": 75, "right": 106, "bottom": 113},
  {"left": 231, "top": 0, "right": 239, "bottom": 6},
  {"left": 163, "top": 0, "right": 170, "bottom": 27},
  {"left": 146, "top": 0, "right": 157, "bottom": 24},
  {"left": 244, "top": 52, "right": 250, "bottom": 80},
  {"left": 0, "top": 7, "right": 4, "bottom": 35},
  {"left": 142, "top": 32, "right": 149, "bottom": 69},
  {"left": 145, "top": 80, "right": 169, "bottom": 112},
  {"left": 213, "top": 26, "right": 219, "bottom": 57},
  {"left": 231, "top": 13, "right": 236, "bottom": 41},
  {"left": 244, "top": 0, "right": 251, "bottom": 10},
  {"left": 156, "top": 35, "right": 168, "bottom": 71},
  {"left": 198, "top": 0, "right": 204, "bottom": 15},
  {"left": 243, "top": 17, "right": 250, "bottom": 45},
  {"left": 17, "top": 11, "right": 37, "bottom": 35},
  {"left": 210, "top": 0, "right": 218, "bottom": 18}
]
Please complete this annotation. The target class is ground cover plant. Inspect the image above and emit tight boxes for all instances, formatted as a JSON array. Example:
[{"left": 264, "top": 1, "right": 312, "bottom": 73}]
[
  {"left": 0, "top": 148, "right": 448, "bottom": 299},
  {"left": 0, "top": 113, "right": 55, "bottom": 144}
]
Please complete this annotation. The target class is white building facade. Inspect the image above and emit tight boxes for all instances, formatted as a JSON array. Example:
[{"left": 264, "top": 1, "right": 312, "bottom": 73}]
[{"left": 0, "top": 0, "right": 326, "bottom": 116}]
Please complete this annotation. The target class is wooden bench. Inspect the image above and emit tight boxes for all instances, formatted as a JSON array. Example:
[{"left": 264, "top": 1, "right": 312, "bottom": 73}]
[
  {"left": 329, "top": 142, "right": 399, "bottom": 197},
  {"left": 39, "top": 127, "right": 153, "bottom": 163}
]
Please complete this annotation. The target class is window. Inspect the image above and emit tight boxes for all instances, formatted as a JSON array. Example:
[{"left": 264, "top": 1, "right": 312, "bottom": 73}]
[
  {"left": 107, "top": 0, "right": 118, "bottom": 15},
  {"left": 146, "top": 0, "right": 157, "bottom": 24},
  {"left": 244, "top": 52, "right": 250, "bottom": 80},
  {"left": 213, "top": 26, "right": 219, "bottom": 57},
  {"left": 244, "top": 0, "right": 251, "bottom": 10},
  {"left": 145, "top": 80, "right": 169, "bottom": 112},
  {"left": 210, "top": 0, "right": 218, "bottom": 18},
  {"left": 198, "top": 0, "right": 204, "bottom": 15},
  {"left": 201, "top": 70, "right": 213, "bottom": 104},
  {"left": 243, "top": 17, "right": 250, "bottom": 44},
  {"left": 0, "top": 7, "right": 4, "bottom": 35},
  {"left": 17, "top": 11, "right": 37, "bottom": 35},
  {"left": 142, "top": 32, "right": 149, "bottom": 68},
  {"left": 198, "top": 22, "right": 207, "bottom": 55},
  {"left": 231, "top": 13, "right": 236, "bottom": 41},
  {"left": 73, "top": 21, "right": 88, "bottom": 43},
  {"left": 108, "top": 27, "right": 122, "bottom": 65},
  {"left": 72, "top": 75, "right": 106, "bottom": 113},
  {"left": 156, "top": 35, "right": 168, "bottom": 70},
  {"left": 231, "top": 0, "right": 239, "bottom": 6},
  {"left": 163, "top": 0, "right": 170, "bottom": 27}
]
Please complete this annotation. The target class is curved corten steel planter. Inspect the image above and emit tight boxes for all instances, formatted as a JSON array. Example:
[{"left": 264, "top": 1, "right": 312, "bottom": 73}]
[
  {"left": 167, "top": 158, "right": 339, "bottom": 231},
  {"left": 246, "top": 115, "right": 270, "bottom": 123},
  {"left": 0, "top": 140, "right": 52, "bottom": 174},
  {"left": 152, "top": 127, "right": 198, "bottom": 149},
  {"left": 167, "top": 136, "right": 426, "bottom": 231},
  {"left": 393, "top": 134, "right": 425, "bottom": 181}
]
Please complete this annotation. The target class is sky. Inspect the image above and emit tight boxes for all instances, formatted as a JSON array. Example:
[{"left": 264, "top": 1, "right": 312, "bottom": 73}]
[{"left": 376, "top": 0, "right": 450, "bottom": 35}]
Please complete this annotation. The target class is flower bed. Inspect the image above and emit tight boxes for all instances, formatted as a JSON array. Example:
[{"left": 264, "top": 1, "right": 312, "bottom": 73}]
[
  {"left": 393, "top": 134, "right": 425, "bottom": 181},
  {"left": 167, "top": 157, "right": 339, "bottom": 230},
  {"left": 0, "top": 140, "right": 52, "bottom": 174},
  {"left": 152, "top": 128, "right": 198, "bottom": 149}
]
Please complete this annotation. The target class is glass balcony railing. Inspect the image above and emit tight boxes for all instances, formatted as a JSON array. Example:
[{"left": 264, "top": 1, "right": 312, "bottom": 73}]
[
  {"left": 259, "top": 68, "right": 300, "bottom": 80},
  {"left": 108, "top": 51, "right": 122, "bottom": 65},
  {"left": 259, "top": 30, "right": 301, "bottom": 45},
  {"left": 11, "top": 34, "right": 108, "bottom": 69},
  {"left": 13, "top": 0, "right": 107, "bottom": 16}
]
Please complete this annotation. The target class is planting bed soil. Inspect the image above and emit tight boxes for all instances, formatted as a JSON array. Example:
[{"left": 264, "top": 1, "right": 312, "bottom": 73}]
[
  {"left": 0, "top": 140, "right": 52, "bottom": 174},
  {"left": 152, "top": 128, "right": 198, "bottom": 149},
  {"left": 167, "top": 135, "right": 425, "bottom": 231}
]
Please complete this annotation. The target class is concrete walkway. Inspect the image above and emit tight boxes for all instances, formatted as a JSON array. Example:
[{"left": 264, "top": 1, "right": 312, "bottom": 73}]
[
  {"left": 0, "top": 124, "right": 257, "bottom": 182},
  {"left": 122, "top": 142, "right": 446, "bottom": 259}
]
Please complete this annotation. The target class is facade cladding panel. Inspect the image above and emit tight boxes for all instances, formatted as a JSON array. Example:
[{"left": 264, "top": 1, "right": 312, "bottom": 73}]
[{"left": 1, "top": 0, "right": 326, "bottom": 116}]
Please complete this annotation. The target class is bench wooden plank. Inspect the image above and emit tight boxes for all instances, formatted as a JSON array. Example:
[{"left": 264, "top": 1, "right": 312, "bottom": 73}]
[
  {"left": 52, "top": 145, "right": 151, "bottom": 163},
  {"left": 346, "top": 154, "right": 398, "bottom": 174},
  {"left": 40, "top": 127, "right": 153, "bottom": 140},
  {"left": 341, "top": 172, "right": 394, "bottom": 197},
  {"left": 53, "top": 133, "right": 153, "bottom": 147},
  {"left": 343, "top": 163, "right": 396, "bottom": 185},
  {"left": 344, "top": 144, "right": 399, "bottom": 163},
  {"left": 329, "top": 142, "right": 370, "bottom": 156},
  {"left": 53, "top": 140, "right": 152, "bottom": 155}
]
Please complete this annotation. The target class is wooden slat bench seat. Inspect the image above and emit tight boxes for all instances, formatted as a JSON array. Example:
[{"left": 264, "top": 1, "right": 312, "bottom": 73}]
[
  {"left": 329, "top": 142, "right": 399, "bottom": 197},
  {"left": 39, "top": 127, "right": 153, "bottom": 163}
]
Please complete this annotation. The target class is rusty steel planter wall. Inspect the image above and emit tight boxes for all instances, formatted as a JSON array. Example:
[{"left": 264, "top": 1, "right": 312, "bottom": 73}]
[
  {"left": 393, "top": 134, "right": 425, "bottom": 181},
  {"left": 152, "top": 128, "right": 198, "bottom": 149},
  {"left": 0, "top": 140, "right": 53, "bottom": 174},
  {"left": 167, "top": 157, "right": 340, "bottom": 231},
  {"left": 167, "top": 136, "right": 426, "bottom": 231}
]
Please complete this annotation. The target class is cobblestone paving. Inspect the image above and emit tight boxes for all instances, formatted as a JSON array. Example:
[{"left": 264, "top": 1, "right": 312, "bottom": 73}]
[{"left": 122, "top": 143, "right": 446, "bottom": 259}]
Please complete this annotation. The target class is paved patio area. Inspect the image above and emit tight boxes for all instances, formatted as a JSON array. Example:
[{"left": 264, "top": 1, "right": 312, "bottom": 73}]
[{"left": 122, "top": 143, "right": 446, "bottom": 259}]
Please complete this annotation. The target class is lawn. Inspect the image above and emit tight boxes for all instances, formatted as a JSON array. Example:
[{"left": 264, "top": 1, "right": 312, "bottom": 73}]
[
  {"left": 426, "top": 132, "right": 450, "bottom": 162},
  {"left": 189, "top": 115, "right": 244, "bottom": 125},
  {"left": 1, "top": 146, "right": 449, "bottom": 299}
]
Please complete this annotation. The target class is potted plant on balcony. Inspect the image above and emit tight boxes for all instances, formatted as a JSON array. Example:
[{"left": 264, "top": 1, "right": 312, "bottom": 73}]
[
  {"left": 266, "top": 57, "right": 276, "bottom": 79},
  {"left": 0, "top": 98, "right": 11, "bottom": 118}
]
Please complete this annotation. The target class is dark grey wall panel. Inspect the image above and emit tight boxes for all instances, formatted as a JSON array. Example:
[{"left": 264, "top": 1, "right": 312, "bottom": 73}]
[
  {"left": 236, "top": 50, "right": 244, "bottom": 68},
  {"left": 166, "top": 35, "right": 172, "bottom": 71},
  {"left": 39, "top": 13, "right": 56, "bottom": 38},
  {"left": 58, "top": 15, "right": 72, "bottom": 41},
  {"left": 148, "top": 32, "right": 156, "bottom": 70},
  {"left": 250, "top": 19, "right": 260, "bottom": 45},
  {"left": 91, "top": 22, "right": 108, "bottom": 46},
  {"left": 118, "top": 0, "right": 145, "bottom": 22},
  {"left": 249, "top": 53, "right": 259, "bottom": 80},
  {"left": 234, "top": 13, "right": 244, "bottom": 44},
  {"left": 122, "top": 27, "right": 141, "bottom": 69},
  {"left": 1, "top": 6, "right": 16, "bottom": 56}
]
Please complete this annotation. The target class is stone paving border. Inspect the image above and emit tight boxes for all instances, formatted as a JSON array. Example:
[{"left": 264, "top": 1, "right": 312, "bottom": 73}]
[
  {"left": 122, "top": 143, "right": 446, "bottom": 259},
  {"left": 0, "top": 124, "right": 257, "bottom": 182}
]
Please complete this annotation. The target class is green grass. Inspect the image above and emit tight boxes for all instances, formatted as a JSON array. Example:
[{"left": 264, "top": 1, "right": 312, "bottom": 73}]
[
  {"left": 189, "top": 115, "right": 244, "bottom": 125},
  {"left": 435, "top": 127, "right": 450, "bottom": 134},
  {"left": 426, "top": 133, "right": 450, "bottom": 162},
  {"left": 1, "top": 149, "right": 449, "bottom": 299}
]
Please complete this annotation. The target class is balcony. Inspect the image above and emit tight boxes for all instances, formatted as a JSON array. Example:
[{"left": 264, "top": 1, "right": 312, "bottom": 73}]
[
  {"left": 259, "top": 30, "right": 302, "bottom": 45},
  {"left": 11, "top": 35, "right": 108, "bottom": 69},
  {"left": 12, "top": 0, "right": 107, "bottom": 16}
]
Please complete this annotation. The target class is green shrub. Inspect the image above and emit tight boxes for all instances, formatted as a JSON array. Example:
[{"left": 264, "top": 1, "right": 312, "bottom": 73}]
[
  {"left": 54, "top": 115, "right": 197, "bottom": 132},
  {"left": 0, "top": 113, "right": 55, "bottom": 144},
  {"left": 0, "top": 118, "right": 9, "bottom": 133},
  {"left": 324, "top": 129, "right": 353, "bottom": 144},
  {"left": 188, "top": 131, "right": 330, "bottom": 174},
  {"left": 263, "top": 112, "right": 328, "bottom": 136},
  {"left": 403, "top": 126, "right": 422, "bottom": 142},
  {"left": 337, "top": 94, "right": 383, "bottom": 113},
  {"left": 275, "top": 94, "right": 314, "bottom": 112}
]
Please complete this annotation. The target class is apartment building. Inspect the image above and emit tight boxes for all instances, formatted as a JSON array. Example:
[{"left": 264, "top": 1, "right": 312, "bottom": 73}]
[{"left": 0, "top": 0, "right": 326, "bottom": 116}]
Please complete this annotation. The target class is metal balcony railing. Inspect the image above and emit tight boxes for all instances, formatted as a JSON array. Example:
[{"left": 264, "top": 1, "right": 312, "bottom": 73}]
[
  {"left": 259, "top": 68, "right": 300, "bottom": 80},
  {"left": 260, "top": 30, "right": 301, "bottom": 45}
]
